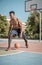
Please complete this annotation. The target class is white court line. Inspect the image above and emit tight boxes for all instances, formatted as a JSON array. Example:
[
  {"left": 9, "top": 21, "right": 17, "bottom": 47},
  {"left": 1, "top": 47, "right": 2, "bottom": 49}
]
[
  {"left": 0, "top": 51, "right": 24, "bottom": 57},
  {"left": 0, "top": 50, "right": 42, "bottom": 57},
  {"left": 25, "top": 51, "right": 42, "bottom": 54}
]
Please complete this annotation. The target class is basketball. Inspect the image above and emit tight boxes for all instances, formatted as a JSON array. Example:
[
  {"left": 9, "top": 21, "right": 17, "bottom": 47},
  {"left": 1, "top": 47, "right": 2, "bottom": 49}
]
[{"left": 14, "top": 43, "right": 20, "bottom": 49}]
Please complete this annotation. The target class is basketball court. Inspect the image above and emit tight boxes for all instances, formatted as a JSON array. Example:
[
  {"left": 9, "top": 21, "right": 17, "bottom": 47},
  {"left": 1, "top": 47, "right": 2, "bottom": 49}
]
[
  {"left": 0, "top": 50, "right": 42, "bottom": 65},
  {"left": 0, "top": 39, "right": 42, "bottom": 65},
  {"left": 0, "top": 0, "right": 42, "bottom": 65}
]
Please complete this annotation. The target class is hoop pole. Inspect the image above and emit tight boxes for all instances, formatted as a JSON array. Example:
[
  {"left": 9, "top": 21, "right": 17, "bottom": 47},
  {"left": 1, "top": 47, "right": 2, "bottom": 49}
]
[{"left": 38, "top": 11, "right": 41, "bottom": 41}]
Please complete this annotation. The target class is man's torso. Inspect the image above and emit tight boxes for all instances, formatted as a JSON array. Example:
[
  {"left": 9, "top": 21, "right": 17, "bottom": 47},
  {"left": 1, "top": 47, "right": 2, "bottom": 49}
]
[{"left": 10, "top": 18, "right": 20, "bottom": 30}]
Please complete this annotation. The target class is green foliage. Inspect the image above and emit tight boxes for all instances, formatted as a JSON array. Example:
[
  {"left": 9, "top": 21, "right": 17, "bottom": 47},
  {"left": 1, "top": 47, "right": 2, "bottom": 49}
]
[
  {"left": 25, "top": 11, "right": 41, "bottom": 39},
  {"left": 0, "top": 15, "right": 9, "bottom": 38}
]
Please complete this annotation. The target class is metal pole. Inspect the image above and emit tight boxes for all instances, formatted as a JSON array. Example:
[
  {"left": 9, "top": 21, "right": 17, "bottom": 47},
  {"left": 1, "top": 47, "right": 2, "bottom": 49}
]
[{"left": 38, "top": 11, "right": 41, "bottom": 41}]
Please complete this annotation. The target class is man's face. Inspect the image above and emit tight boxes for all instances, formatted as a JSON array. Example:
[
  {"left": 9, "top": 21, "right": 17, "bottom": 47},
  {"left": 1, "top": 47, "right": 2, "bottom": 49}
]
[{"left": 10, "top": 13, "right": 14, "bottom": 19}]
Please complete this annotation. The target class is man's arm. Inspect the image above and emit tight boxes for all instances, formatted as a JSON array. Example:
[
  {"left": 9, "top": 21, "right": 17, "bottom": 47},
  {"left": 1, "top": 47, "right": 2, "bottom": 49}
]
[
  {"left": 17, "top": 18, "right": 23, "bottom": 37},
  {"left": 17, "top": 18, "right": 22, "bottom": 30}
]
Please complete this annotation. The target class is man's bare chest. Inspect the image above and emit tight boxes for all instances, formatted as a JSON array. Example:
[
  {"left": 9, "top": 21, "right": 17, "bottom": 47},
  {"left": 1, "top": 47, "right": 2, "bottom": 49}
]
[{"left": 11, "top": 19, "right": 18, "bottom": 25}]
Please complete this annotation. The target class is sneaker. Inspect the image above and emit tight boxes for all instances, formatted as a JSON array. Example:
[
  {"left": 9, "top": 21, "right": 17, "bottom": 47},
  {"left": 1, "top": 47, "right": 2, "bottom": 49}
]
[
  {"left": 25, "top": 43, "right": 28, "bottom": 48},
  {"left": 5, "top": 47, "right": 11, "bottom": 51}
]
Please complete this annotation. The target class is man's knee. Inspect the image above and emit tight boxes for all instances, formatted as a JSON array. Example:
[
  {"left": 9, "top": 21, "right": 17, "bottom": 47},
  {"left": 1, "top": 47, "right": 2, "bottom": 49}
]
[
  {"left": 8, "top": 33, "right": 12, "bottom": 39},
  {"left": 22, "top": 32, "right": 27, "bottom": 39}
]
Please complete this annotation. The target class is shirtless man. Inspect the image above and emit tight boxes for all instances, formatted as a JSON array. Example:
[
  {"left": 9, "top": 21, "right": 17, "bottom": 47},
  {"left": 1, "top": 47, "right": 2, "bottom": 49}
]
[{"left": 6, "top": 11, "right": 28, "bottom": 51}]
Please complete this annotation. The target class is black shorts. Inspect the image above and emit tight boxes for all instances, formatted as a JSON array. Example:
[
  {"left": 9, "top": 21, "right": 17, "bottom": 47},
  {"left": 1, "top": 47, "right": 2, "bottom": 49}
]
[{"left": 12, "top": 28, "right": 21, "bottom": 36}]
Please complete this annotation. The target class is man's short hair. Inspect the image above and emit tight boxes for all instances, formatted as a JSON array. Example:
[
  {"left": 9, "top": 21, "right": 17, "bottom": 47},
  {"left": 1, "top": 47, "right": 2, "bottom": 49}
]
[{"left": 9, "top": 11, "right": 15, "bottom": 15}]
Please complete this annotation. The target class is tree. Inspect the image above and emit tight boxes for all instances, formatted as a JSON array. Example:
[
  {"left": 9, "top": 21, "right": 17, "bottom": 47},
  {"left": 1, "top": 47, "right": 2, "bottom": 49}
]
[
  {"left": 0, "top": 14, "right": 9, "bottom": 38},
  {"left": 25, "top": 11, "right": 40, "bottom": 39}
]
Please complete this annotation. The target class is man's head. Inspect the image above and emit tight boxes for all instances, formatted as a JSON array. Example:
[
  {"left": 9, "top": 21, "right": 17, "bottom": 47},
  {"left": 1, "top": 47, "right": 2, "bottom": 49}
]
[{"left": 9, "top": 11, "right": 15, "bottom": 19}]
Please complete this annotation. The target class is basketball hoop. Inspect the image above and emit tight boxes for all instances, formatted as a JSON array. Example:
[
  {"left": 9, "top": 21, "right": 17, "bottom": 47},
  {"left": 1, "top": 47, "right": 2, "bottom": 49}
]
[
  {"left": 25, "top": 0, "right": 42, "bottom": 12},
  {"left": 25, "top": 0, "right": 42, "bottom": 41}
]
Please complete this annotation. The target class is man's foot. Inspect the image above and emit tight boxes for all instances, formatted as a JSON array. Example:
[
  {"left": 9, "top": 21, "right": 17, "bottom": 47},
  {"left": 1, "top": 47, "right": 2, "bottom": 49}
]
[
  {"left": 25, "top": 43, "right": 28, "bottom": 48},
  {"left": 5, "top": 47, "right": 11, "bottom": 51},
  {"left": 26, "top": 45, "right": 28, "bottom": 48}
]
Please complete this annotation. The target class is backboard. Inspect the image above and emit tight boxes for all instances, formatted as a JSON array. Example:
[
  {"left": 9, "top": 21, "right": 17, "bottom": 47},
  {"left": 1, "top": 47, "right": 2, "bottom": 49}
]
[{"left": 25, "top": 0, "right": 42, "bottom": 12}]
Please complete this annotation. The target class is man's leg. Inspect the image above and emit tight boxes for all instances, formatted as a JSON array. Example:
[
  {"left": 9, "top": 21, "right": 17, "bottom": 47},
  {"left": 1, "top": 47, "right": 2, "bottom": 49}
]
[
  {"left": 6, "top": 30, "right": 18, "bottom": 51},
  {"left": 22, "top": 32, "right": 28, "bottom": 48},
  {"left": 6, "top": 31, "right": 12, "bottom": 51},
  {"left": 8, "top": 30, "right": 18, "bottom": 48},
  {"left": 8, "top": 34, "right": 12, "bottom": 49}
]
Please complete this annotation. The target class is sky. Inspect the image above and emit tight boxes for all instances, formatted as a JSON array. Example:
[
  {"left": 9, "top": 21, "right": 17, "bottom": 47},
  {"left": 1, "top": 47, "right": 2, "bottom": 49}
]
[{"left": 0, "top": 0, "right": 30, "bottom": 22}]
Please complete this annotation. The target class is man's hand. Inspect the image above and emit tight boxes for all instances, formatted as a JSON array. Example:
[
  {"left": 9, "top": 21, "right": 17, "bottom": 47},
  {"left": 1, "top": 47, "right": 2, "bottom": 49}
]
[{"left": 19, "top": 32, "right": 22, "bottom": 38}]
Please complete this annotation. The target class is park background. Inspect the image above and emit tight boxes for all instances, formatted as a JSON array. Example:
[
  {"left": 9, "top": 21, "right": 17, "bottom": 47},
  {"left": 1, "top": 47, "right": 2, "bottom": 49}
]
[{"left": 0, "top": 0, "right": 42, "bottom": 40}]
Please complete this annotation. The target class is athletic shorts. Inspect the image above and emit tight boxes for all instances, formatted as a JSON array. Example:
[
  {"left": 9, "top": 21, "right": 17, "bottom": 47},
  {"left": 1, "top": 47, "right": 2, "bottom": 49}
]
[{"left": 10, "top": 28, "right": 21, "bottom": 36}]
